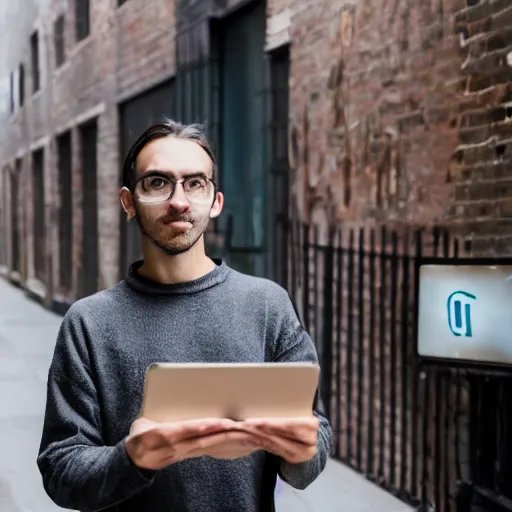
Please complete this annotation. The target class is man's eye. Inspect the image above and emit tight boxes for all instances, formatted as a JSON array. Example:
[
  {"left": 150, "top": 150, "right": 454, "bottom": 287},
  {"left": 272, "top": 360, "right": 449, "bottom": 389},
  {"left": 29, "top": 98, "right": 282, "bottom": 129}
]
[
  {"left": 187, "top": 177, "right": 207, "bottom": 189},
  {"left": 149, "top": 178, "right": 166, "bottom": 189}
]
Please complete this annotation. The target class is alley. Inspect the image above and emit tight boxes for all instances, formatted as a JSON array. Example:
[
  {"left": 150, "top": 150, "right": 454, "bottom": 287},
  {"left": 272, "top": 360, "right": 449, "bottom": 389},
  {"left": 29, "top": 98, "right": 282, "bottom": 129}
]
[{"left": 0, "top": 277, "right": 412, "bottom": 512}]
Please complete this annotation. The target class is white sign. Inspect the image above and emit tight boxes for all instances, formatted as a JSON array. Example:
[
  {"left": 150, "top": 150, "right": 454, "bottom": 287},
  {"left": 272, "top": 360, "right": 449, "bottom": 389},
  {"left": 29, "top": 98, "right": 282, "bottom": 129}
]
[{"left": 417, "top": 264, "right": 512, "bottom": 365}]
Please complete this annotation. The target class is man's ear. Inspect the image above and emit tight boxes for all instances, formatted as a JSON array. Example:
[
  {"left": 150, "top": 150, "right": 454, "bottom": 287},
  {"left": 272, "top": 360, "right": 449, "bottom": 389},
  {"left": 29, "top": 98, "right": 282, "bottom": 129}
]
[
  {"left": 210, "top": 191, "right": 224, "bottom": 219},
  {"left": 120, "top": 187, "right": 136, "bottom": 221}
]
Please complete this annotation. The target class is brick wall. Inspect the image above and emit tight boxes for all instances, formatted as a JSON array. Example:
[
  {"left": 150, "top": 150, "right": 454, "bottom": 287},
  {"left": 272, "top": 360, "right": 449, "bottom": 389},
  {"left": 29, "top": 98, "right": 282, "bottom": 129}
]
[
  {"left": 116, "top": 0, "right": 176, "bottom": 100},
  {"left": 280, "top": 0, "right": 512, "bottom": 255},
  {"left": 452, "top": 0, "right": 512, "bottom": 255},
  {"left": 0, "top": 0, "right": 177, "bottom": 303}
]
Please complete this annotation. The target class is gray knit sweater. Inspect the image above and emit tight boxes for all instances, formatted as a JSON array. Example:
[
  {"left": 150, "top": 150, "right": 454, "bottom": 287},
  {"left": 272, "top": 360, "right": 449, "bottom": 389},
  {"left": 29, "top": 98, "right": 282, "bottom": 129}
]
[{"left": 37, "top": 260, "right": 332, "bottom": 512}]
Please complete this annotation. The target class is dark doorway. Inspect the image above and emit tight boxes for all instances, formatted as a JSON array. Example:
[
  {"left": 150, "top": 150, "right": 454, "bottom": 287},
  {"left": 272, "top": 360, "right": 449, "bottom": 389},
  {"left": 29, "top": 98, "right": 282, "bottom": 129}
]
[
  {"left": 0, "top": 170, "right": 5, "bottom": 266},
  {"left": 268, "top": 45, "right": 290, "bottom": 287},
  {"left": 30, "top": 31, "right": 40, "bottom": 93},
  {"left": 79, "top": 119, "right": 99, "bottom": 298},
  {"left": 119, "top": 79, "right": 175, "bottom": 276},
  {"left": 214, "top": 1, "right": 267, "bottom": 277},
  {"left": 10, "top": 161, "right": 21, "bottom": 273},
  {"left": 57, "top": 131, "right": 73, "bottom": 294},
  {"left": 32, "top": 150, "right": 45, "bottom": 282}
]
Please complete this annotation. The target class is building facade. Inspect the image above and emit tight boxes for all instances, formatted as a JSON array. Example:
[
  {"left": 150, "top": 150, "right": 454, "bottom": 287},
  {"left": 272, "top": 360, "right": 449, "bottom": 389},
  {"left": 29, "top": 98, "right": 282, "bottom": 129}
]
[{"left": 0, "top": 0, "right": 511, "bottom": 309}]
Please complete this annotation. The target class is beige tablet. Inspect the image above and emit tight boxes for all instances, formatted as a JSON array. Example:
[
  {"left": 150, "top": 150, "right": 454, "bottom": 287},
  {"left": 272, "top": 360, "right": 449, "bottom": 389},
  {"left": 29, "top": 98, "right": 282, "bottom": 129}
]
[{"left": 140, "top": 362, "right": 320, "bottom": 423}]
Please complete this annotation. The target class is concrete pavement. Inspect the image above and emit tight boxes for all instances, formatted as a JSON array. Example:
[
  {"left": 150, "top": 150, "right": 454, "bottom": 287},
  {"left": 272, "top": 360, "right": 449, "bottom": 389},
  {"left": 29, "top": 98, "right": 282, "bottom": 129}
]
[{"left": 0, "top": 277, "right": 413, "bottom": 512}]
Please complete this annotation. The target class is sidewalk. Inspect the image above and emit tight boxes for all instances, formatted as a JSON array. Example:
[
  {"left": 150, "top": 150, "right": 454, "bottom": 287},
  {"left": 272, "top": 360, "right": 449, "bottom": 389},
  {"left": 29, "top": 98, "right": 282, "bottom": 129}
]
[{"left": 0, "top": 278, "right": 413, "bottom": 512}]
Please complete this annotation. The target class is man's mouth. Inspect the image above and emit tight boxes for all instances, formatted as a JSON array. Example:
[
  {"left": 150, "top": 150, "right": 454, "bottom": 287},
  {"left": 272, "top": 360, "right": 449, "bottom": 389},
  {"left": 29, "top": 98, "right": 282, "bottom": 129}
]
[
  {"left": 169, "top": 220, "right": 192, "bottom": 227},
  {"left": 161, "top": 217, "right": 194, "bottom": 232},
  {"left": 161, "top": 216, "right": 193, "bottom": 225}
]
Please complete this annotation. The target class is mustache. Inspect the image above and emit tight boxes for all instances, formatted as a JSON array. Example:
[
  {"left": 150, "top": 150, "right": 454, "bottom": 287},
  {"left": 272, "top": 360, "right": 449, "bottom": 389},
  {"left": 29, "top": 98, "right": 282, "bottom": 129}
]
[{"left": 159, "top": 213, "right": 194, "bottom": 224}]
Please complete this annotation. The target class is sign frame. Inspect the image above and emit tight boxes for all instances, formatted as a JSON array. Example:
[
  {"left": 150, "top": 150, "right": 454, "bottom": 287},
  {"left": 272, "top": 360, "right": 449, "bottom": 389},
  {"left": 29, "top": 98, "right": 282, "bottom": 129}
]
[{"left": 414, "top": 256, "right": 512, "bottom": 373}]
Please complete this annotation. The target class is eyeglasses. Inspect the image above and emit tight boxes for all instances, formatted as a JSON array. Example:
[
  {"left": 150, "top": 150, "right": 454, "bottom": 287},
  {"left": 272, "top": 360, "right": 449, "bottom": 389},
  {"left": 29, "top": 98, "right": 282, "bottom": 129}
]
[{"left": 131, "top": 172, "right": 216, "bottom": 204}]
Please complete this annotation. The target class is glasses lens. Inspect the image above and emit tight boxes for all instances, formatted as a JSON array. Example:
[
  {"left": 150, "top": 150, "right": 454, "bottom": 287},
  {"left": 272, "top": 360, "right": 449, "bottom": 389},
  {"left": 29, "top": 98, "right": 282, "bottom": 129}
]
[
  {"left": 183, "top": 175, "right": 214, "bottom": 202},
  {"left": 135, "top": 176, "right": 173, "bottom": 203}
]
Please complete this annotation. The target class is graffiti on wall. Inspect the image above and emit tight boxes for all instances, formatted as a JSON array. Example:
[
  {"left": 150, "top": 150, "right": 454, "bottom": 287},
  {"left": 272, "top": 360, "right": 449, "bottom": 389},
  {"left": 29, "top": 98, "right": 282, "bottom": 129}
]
[{"left": 288, "top": 0, "right": 471, "bottom": 227}]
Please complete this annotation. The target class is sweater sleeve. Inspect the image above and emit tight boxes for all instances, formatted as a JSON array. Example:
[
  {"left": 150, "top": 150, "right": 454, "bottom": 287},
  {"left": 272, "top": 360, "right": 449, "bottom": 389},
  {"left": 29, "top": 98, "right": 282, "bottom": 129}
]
[
  {"left": 272, "top": 292, "right": 334, "bottom": 491},
  {"left": 37, "top": 306, "right": 155, "bottom": 512}
]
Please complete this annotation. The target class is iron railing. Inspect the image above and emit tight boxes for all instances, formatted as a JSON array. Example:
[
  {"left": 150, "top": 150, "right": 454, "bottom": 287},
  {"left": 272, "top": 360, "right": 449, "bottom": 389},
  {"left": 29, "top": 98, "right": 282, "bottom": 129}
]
[{"left": 279, "top": 219, "right": 512, "bottom": 512}]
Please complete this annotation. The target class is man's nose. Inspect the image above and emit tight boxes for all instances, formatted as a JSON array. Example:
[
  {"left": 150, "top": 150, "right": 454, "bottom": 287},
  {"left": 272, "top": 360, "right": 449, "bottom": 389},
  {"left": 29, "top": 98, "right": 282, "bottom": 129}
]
[{"left": 168, "top": 182, "right": 190, "bottom": 212}]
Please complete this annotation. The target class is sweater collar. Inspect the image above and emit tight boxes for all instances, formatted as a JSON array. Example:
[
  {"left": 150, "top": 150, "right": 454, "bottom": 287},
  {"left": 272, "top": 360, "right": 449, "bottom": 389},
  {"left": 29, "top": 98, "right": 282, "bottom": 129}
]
[{"left": 125, "top": 259, "right": 231, "bottom": 296}]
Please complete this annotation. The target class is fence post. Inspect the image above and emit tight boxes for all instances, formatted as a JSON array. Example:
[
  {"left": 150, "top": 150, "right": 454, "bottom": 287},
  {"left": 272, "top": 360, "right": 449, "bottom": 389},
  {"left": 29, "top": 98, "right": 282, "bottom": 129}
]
[
  {"left": 335, "top": 228, "right": 343, "bottom": 459},
  {"left": 357, "top": 227, "right": 365, "bottom": 471},
  {"left": 320, "top": 227, "right": 335, "bottom": 423},
  {"left": 347, "top": 229, "right": 355, "bottom": 465},
  {"left": 302, "top": 223, "right": 310, "bottom": 332},
  {"left": 367, "top": 228, "right": 376, "bottom": 478}
]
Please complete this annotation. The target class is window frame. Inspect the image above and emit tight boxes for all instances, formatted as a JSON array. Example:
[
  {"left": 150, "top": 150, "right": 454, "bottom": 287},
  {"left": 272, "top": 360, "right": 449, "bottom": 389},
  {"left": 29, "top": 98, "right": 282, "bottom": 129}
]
[
  {"left": 75, "top": 0, "right": 90, "bottom": 43},
  {"left": 9, "top": 71, "right": 14, "bottom": 114},
  {"left": 19, "top": 64, "right": 25, "bottom": 107},
  {"left": 54, "top": 14, "right": 66, "bottom": 67},
  {"left": 30, "top": 31, "right": 40, "bottom": 93}
]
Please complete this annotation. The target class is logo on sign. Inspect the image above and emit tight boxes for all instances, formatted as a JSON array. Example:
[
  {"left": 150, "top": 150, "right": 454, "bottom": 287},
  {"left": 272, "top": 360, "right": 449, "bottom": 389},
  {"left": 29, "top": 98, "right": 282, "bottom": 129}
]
[{"left": 447, "top": 291, "right": 476, "bottom": 337}]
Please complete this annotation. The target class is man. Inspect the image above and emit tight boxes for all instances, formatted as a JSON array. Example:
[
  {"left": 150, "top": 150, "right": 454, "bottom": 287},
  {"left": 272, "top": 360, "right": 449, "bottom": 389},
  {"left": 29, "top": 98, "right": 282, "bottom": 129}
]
[{"left": 37, "top": 120, "right": 333, "bottom": 512}]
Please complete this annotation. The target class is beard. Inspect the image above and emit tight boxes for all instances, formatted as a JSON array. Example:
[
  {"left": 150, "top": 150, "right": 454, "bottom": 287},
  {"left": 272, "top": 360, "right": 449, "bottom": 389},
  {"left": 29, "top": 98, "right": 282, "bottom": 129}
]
[{"left": 134, "top": 203, "right": 210, "bottom": 256}]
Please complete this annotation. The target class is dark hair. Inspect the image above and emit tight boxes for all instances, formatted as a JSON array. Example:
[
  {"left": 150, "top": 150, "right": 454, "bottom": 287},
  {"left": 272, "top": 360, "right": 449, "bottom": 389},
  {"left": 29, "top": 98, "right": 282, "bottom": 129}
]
[{"left": 121, "top": 119, "right": 217, "bottom": 190}]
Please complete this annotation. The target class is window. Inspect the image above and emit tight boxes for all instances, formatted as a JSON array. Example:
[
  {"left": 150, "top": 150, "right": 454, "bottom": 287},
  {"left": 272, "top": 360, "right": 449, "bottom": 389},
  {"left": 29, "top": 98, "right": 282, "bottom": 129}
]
[
  {"left": 19, "top": 64, "right": 25, "bottom": 107},
  {"left": 57, "top": 131, "right": 73, "bottom": 291},
  {"left": 10, "top": 161, "right": 21, "bottom": 272},
  {"left": 9, "top": 72, "right": 14, "bottom": 114},
  {"left": 54, "top": 15, "right": 65, "bottom": 67},
  {"left": 30, "top": 31, "right": 40, "bottom": 93},
  {"left": 32, "top": 149, "right": 46, "bottom": 282},
  {"left": 79, "top": 119, "right": 98, "bottom": 298},
  {"left": 118, "top": 0, "right": 128, "bottom": 5},
  {"left": 75, "top": 0, "right": 90, "bottom": 42}
]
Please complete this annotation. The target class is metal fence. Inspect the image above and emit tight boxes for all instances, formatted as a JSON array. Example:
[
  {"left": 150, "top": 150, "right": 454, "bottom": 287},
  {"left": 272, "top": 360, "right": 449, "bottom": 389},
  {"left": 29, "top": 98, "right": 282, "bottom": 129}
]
[{"left": 281, "top": 219, "right": 512, "bottom": 512}]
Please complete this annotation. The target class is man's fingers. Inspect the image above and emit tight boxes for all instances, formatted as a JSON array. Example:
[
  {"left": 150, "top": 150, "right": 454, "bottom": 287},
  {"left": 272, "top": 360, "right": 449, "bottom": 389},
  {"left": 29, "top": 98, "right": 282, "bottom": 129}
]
[
  {"left": 130, "top": 418, "right": 238, "bottom": 455},
  {"left": 256, "top": 426, "right": 316, "bottom": 445},
  {"left": 242, "top": 424, "right": 316, "bottom": 446},
  {"left": 129, "top": 417, "right": 159, "bottom": 436},
  {"left": 241, "top": 417, "right": 319, "bottom": 444},
  {"left": 176, "top": 431, "right": 261, "bottom": 457},
  {"left": 190, "top": 431, "right": 261, "bottom": 450},
  {"left": 243, "top": 417, "right": 319, "bottom": 429},
  {"left": 174, "top": 432, "right": 263, "bottom": 461},
  {"left": 161, "top": 418, "right": 238, "bottom": 443},
  {"left": 184, "top": 433, "right": 262, "bottom": 460},
  {"left": 248, "top": 432, "right": 318, "bottom": 463}
]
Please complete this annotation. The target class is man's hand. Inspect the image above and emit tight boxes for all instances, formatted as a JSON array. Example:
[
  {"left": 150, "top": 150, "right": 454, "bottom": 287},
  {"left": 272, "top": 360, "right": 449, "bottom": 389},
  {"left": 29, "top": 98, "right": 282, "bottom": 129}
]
[
  {"left": 240, "top": 417, "right": 320, "bottom": 464},
  {"left": 125, "top": 417, "right": 263, "bottom": 470}
]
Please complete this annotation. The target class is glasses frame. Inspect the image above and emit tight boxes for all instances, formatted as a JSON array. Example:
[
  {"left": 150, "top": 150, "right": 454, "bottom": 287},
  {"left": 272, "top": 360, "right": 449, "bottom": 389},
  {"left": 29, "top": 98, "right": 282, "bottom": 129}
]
[{"left": 130, "top": 171, "right": 217, "bottom": 204}]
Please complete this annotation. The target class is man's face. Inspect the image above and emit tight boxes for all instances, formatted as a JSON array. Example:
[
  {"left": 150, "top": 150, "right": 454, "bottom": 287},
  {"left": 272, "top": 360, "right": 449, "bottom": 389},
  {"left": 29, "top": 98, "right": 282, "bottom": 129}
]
[{"left": 121, "top": 137, "right": 223, "bottom": 256}]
